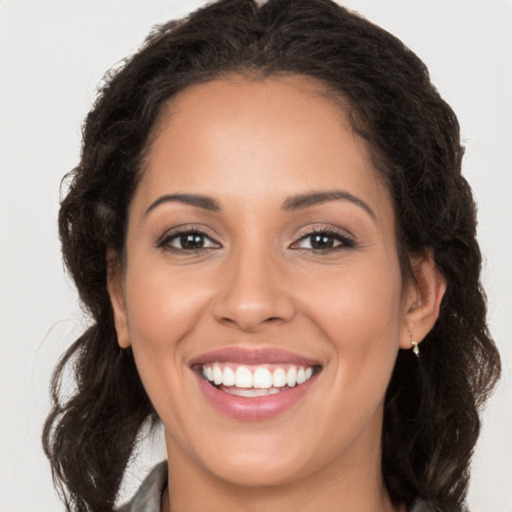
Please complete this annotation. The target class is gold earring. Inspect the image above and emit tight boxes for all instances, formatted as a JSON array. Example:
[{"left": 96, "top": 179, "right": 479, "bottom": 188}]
[{"left": 408, "top": 330, "right": 420, "bottom": 358}]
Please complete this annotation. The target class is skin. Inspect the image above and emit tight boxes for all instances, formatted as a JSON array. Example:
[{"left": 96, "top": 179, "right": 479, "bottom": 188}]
[{"left": 109, "top": 75, "right": 446, "bottom": 512}]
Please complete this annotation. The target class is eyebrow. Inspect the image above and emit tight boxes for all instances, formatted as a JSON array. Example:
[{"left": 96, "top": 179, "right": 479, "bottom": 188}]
[
  {"left": 144, "top": 190, "right": 376, "bottom": 220},
  {"left": 145, "top": 194, "right": 222, "bottom": 216},
  {"left": 282, "top": 190, "right": 376, "bottom": 220}
]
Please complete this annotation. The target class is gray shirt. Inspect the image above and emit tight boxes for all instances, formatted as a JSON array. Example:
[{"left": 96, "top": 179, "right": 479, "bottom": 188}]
[{"left": 117, "top": 461, "right": 434, "bottom": 512}]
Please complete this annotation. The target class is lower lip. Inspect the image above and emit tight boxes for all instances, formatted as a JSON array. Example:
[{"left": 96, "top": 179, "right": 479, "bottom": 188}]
[{"left": 194, "top": 372, "right": 318, "bottom": 420}]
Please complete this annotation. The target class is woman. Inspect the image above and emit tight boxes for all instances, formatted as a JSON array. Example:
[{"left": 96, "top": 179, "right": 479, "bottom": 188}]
[{"left": 42, "top": 0, "right": 501, "bottom": 511}]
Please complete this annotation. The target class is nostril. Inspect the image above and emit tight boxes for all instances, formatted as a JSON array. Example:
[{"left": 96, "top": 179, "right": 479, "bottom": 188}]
[
  {"left": 219, "top": 317, "right": 236, "bottom": 325},
  {"left": 212, "top": 287, "right": 296, "bottom": 331},
  {"left": 217, "top": 315, "right": 283, "bottom": 332}
]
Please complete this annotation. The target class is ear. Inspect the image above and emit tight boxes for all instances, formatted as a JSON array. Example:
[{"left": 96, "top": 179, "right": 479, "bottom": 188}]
[
  {"left": 399, "top": 251, "right": 447, "bottom": 350},
  {"left": 107, "top": 250, "right": 130, "bottom": 348}
]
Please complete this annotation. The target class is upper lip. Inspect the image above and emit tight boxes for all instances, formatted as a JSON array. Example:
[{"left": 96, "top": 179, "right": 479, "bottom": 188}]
[{"left": 189, "top": 347, "right": 322, "bottom": 367}]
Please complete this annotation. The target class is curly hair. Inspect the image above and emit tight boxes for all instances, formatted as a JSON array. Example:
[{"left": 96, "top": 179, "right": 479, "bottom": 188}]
[{"left": 42, "top": 1, "right": 501, "bottom": 511}]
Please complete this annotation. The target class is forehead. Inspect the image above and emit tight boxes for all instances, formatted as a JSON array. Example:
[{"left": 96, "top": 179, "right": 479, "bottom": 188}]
[{"left": 135, "top": 75, "right": 392, "bottom": 220}]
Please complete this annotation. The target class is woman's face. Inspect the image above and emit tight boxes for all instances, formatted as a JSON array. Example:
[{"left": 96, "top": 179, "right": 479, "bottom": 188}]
[{"left": 110, "top": 76, "right": 415, "bottom": 488}]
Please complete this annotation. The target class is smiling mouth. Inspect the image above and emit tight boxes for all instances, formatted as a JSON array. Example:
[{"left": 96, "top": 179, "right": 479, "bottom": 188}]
[{"left": 195, "top": 362, "right": 322, "bottom": 397}]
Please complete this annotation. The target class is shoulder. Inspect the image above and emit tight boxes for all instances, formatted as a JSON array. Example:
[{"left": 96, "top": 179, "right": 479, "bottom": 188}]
[{"left": 117, "top": 461, "right": 168, "bottom": 512}]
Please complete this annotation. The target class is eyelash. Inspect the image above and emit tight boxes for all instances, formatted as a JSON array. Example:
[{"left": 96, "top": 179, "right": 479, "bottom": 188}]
[
  {"left": 156, "top": 227, "right": 355, "bottom": 254},
  {"left": 156, "top": 227, "right": 220, "bottom": 253},
  {"left": 291, "top": 228, "right": 355, "bottom": 254}
]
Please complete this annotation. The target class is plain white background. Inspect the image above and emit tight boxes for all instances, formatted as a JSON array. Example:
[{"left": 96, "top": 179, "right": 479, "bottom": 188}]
[{"left": 1, "top": 1, "right": 511, "bottom": 511}]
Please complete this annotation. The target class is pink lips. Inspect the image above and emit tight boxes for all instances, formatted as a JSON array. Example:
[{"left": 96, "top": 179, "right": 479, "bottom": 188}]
[
  {"left": 189, "top": 347, "right": 321, "bottom": 366},
  {"left": 190, "top": 348, "right": 321, "bottom": 420}
]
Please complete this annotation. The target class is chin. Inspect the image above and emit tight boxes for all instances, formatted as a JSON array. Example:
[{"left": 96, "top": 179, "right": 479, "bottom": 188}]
[{"left": 204, "top": 451, "right": 309, "bottom": 488}]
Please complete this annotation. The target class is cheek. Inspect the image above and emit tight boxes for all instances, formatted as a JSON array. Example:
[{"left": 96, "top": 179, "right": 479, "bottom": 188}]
[
  {"left": 121, "top": 261, "right": 220, "bottom": 444},
  {"left": 125, "top": 263, "right": 209, "bottom": 346},
  {"left": 304, "top": 251, "right": 403, "bottom": 331},
  {"left": 302, "top": 255, "right": 404, "bottom": 406},
  {"left": 122, "top": 260, "right": 213, "bottom": 406},
  {"left": 323, "top": 273, "right": 402, "bottom": 348}
]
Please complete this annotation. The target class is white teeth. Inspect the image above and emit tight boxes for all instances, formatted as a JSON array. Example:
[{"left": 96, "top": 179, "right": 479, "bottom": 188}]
[
  {"left": 272, "top": 367, "right": 287, "bottom": 388},
  {"left": 223, "top": 366, "right": 235, "bottom": 386},
  {"left": 253, "top": 367, "right": 273, "bottom": 389},
  {"left": 235, "top": 366, "right": 253, "bottom": 388},
  {"left": 213, "top": 364, "right": 223, "bottom": 385},
  {"left": 202, "top": 362, "right": 317, "bottom": 391},
  {"left": 286, "top": 366, "right": 297, "bottom": 387}
]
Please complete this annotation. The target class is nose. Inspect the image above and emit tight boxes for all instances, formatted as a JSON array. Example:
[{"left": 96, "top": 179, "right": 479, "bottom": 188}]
[{"left": 212, "top": 246, "right": 296, "bottom": 332}]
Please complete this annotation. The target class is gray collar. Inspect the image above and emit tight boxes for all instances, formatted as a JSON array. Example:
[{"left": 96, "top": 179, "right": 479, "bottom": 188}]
[{"left": 117, "top": 461, "right": 167, "bottom": 512}]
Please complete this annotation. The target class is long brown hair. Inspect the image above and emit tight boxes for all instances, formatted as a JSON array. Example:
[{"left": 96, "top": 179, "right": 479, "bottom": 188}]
[{"left": 43, "top": 1, "right": 501, "bottom": 510}]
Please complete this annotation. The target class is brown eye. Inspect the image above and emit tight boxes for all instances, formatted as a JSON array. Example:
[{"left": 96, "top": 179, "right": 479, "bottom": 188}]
[
  {"left": 178, "top": 233, "right": 207, "bottom": 250},
  {"left": 308, "top": 233, "right": 337, "bottom": 250},
  {"left": 158, "top": 230, "right": 220, "bottom": 252},
  {"left": 292, "top": 230, "right": 355, "bottom": 252}
]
